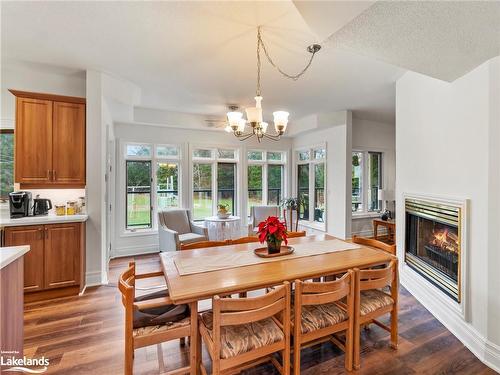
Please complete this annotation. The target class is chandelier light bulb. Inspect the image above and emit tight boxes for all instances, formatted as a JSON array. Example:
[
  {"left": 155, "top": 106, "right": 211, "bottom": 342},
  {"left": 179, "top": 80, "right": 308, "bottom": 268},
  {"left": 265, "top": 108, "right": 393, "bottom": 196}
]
[
  {"left": 227, "top": 111, "right": 243, "bottom": 131},
  {"left": 273, "top": 111, "right": 289, "bottom": 134}
]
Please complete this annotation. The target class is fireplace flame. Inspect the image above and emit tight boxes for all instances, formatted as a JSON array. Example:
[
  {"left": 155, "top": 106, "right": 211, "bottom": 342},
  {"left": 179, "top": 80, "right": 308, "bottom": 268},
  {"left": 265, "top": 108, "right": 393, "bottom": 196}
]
[{"left": 431, "top": 228, "right": 459, "bottom": 253}]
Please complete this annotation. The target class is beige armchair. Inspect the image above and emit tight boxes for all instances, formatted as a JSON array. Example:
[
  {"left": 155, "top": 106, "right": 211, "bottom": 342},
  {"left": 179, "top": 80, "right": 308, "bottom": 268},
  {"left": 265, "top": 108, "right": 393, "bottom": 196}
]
[
  {"left": 248, "top": 205, "right": 280, "bottom": 235},
  {"left": 158, "top": 209, "right": 208, "bottom": 251}
]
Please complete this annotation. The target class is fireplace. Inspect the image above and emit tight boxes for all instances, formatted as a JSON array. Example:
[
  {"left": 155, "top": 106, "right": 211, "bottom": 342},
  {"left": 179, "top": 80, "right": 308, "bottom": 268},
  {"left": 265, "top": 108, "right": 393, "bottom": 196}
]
[{"left": 405, "top": 198, "right": 462, "bottom": 302}]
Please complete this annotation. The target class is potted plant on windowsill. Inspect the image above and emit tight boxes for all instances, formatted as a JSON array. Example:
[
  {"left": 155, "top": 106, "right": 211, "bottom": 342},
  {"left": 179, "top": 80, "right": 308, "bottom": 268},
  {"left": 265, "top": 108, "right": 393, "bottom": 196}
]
[
  {"left": 257, "top": 216, "right": 288, "bottom": 254},
  {"left": 281, "top": 197, "right": 300, "bottom": 232},
  {"left": 217, "top": 203, "right": 230, "bottom": 219}
]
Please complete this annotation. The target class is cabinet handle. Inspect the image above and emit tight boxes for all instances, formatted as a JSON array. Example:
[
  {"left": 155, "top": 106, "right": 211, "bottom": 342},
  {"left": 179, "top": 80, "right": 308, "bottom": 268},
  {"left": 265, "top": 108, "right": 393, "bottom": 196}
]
[
  {"left": 47, "top": 170, "right": 51, "bottom": 180},
  {"left": 53, "top": 170, "right": 56, "bottom": 181},
  {"left": 38, "top": 228, "right": 43, "bottom": 240},
  {"left": 45, "top": 227, "right": 48, "bottom": 239}
]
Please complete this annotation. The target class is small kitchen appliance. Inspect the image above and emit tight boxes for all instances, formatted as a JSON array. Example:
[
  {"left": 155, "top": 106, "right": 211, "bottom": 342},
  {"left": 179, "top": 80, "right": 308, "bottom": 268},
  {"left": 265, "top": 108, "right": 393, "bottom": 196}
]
[
  {"left": 9, "top": 191, "right": 32, "bottom": 218},
  {"left": 33, "top": 196, "right": 53, "bottom": 216}
]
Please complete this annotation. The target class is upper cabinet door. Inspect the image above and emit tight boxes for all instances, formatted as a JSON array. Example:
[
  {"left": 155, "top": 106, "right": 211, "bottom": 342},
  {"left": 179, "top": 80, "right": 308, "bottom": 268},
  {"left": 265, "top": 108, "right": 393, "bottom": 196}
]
[
  {"left": 15, "top": 98, "right": 53, "bottom": 184},
  {"left": 52, "top": 101, "right": 86, "bottom": 186}
]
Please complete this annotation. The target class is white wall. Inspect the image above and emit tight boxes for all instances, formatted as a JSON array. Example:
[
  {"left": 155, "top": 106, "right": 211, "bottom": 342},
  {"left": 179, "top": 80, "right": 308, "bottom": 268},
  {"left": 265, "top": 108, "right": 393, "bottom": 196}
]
[
  {"left": 112, "top": 123, "right": 293, "bottom": 257},
  {"left": 1, "top": 60, "right": 85, "bottom": 128},
  {"left": 351, "top": 118, "right": 396, "bottom": 237},
  {"left": 396, "top": 56, "right": 500, "bottom": 371},
  {"left": 292, "top": 111, "right": 352, "bottom": 238}
]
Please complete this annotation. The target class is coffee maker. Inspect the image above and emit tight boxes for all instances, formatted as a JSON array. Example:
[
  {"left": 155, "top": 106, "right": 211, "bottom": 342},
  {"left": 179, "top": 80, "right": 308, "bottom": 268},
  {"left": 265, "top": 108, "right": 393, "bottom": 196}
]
[{"left": 9, "top": 191, "right": 32, "bottom": 218}]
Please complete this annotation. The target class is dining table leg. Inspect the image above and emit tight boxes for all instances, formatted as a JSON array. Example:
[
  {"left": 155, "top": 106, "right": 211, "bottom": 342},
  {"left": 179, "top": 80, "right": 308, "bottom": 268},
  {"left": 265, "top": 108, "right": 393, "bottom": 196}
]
[{"left": 189, "top": 301, "right": 200, "bottom": 375}]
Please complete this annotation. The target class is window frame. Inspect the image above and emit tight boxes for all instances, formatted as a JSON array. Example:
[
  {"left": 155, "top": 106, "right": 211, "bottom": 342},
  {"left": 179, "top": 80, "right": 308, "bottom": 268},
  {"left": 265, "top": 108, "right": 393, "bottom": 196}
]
[
  {"left": 122, "top": 142, "right": 182, "bottom": 234},
  {"left": 293, "top": 144, "right": 327, "bottom": 230},
  {"left": 352, "top": 149, "right": 383, "bottom": 215},
  {"left": 247, "top": 149, "right": 287, "bottom": 215}
]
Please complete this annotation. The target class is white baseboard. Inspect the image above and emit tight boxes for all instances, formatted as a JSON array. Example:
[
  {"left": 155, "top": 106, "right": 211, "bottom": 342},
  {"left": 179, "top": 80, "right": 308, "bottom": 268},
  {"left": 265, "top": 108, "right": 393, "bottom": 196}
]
[
  {"left": 111, "top": 244, "right": 159, "bottom": 258},
  {"left": 85, "top": 271, "right": 103, "bottom": 287},
  {"left": 401, "top": 265, "right": 500, "bottom": 372}
]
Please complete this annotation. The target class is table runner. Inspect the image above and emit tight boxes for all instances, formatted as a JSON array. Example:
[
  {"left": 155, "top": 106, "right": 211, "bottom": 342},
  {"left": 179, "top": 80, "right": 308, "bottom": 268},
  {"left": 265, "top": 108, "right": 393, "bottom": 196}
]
[{"left": 174, "top": 239, "right": 361, "bottom": 276}]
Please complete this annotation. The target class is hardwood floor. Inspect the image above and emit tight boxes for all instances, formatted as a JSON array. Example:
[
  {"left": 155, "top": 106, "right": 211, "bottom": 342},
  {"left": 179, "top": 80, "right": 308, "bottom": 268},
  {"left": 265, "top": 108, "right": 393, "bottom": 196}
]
[{"left": 24, "top": 254, "right": 496, "bottom": 374}]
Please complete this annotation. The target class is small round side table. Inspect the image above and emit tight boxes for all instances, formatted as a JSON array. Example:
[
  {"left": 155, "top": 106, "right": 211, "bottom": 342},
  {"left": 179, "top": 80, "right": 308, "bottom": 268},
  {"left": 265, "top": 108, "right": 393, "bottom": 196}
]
[{"left": 204, "top": 216, "right": 241, "bottom": 241}]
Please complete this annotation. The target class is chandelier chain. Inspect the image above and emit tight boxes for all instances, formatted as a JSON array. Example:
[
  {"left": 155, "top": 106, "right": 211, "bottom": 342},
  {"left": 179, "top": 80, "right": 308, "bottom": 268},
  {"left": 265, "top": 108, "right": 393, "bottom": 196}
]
[{"left": 256, "top": 25, "right": 318, "bottom": 94}]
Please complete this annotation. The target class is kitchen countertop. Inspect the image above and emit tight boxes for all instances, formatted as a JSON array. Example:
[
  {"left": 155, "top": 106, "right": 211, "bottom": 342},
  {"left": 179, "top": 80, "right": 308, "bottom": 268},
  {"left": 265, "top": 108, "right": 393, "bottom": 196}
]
[
  {"left": 0, "top": 214, "right": 88, "bottom": 227},
  {"left": 0, "top": 245, "right": 30, "bottom": 269}
]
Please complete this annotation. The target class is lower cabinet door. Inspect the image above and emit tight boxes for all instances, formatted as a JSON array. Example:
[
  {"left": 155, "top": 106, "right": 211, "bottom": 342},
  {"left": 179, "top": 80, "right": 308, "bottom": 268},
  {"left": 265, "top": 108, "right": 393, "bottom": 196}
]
[
  {"left": 44, "top": 223, "right": 81, "bottom": 289},
  {"left": 3, "top": 225, "right": 45, "bottom": 292}
]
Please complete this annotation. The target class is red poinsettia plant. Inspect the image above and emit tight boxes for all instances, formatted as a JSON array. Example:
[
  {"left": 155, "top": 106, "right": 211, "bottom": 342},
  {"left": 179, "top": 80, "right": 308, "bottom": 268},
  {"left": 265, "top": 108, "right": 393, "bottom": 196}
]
[{"left": 257, "top": 216, "right": 288, "bottom": 253}]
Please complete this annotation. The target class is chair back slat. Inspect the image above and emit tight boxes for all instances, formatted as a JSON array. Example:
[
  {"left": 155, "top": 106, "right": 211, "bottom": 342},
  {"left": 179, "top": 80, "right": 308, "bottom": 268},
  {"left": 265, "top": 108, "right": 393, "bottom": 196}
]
[
  {"left": 220, "top": 299, "right": 285, "bottom": 326},
  {"left": 218, "top": 284, "right": 286, "bottom": 312},
  {"left": 298, "top": 272, "right": 352, "bottom": 306},
  {"left": 180, "top": 240, "right": 228, "bottom": 250},
  {"left": 229, "top": 236, "right": 259, "bottom": 245},
  {"left": 358, "top": 260, "right": 396, "bottom": 291},
  {"left": 352, "top": 235, "right": 396, "bottom": 254},
  {"left": 287, "top": 231, "right": 306, "bottom": 238}
]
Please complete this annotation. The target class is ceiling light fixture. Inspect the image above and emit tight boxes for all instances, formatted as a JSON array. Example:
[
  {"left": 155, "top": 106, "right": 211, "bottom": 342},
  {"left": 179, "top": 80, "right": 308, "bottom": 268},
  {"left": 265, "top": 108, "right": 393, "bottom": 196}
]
[{"left": 227, "top": 26, "right": 321, "bottom": 142}]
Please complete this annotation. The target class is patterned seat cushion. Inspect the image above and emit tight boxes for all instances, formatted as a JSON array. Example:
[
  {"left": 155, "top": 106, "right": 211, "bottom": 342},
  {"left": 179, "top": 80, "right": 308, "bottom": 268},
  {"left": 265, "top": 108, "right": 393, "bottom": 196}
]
[
  {"left": 200, "top": 311, "right": 284, "bottom": 359},
  {"left": 295, "top": 303, "right": 348, "bottom": 334},
  {"left": 359, "top": 289, "right": 394, "bottom": 315},
  {"left": 133, "top": 316, "right": 190, "bottom": 338}
]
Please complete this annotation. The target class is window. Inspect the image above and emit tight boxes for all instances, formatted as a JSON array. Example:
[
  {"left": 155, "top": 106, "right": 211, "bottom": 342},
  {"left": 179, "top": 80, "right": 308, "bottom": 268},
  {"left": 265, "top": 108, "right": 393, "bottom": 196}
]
[
  {"left": 267, "top": 165, "right": 283, "bottom": 205},
  {"left": 126, "top": 160, "right": 152, "bottom": 229},
  {"left": 0, "top": 129, "right": 14, "bottom": 201},
  {"left": 247, "top": 150, "right": 286, "bottom": 215},
  {"left": 295, "top": 146, "right": 326, "bottom": 226},
  {"left": 247, "top": 164, "right": 263, "bottom": 214},
  {"left": 157, "top": 162, "right": 179, "bottom": 210},
  {"left": 352, "top": 151, "right": 382, "bottom": 213},
  {"left": 191, "top": 147, "right": 238, "bottom": 220},
  {"left": 124, "top": 142, "right": 181, "bottom": 232},
  {"left": 192, "top": 163, "right": 213, "bottom": 220}
]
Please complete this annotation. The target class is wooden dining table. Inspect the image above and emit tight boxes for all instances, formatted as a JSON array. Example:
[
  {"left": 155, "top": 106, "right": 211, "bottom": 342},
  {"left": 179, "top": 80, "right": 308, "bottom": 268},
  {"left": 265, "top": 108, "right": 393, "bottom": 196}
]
[{"left": 160, "top": 233, "right": 396, "bottom": 375}]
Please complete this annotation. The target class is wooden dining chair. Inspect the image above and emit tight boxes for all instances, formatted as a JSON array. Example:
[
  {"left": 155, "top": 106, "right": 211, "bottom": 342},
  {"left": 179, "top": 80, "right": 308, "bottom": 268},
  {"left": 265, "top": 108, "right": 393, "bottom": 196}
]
[
  {"left": 118, "top": 262, "right": 193, "bottom": 375},
  {"left": 353, "top": 259, "right": 399, "bottom": 369},
  {"left": 229, "top": 235, "right": 259, "bottom": 244},
  {"left": 180, "top": 240, "right": 229, "bottom": 250},
  {"left": 198, "top": 282, "right": 291, "bottom": 375},
  {"left": 293, "top": 271, "right": 355, "bottom": 374},
  {"left": 287, "top": 230, "right": 307, "bottom": 238},
  {"left": 352, "top": 235, "right": 396, "bottom": 255}
]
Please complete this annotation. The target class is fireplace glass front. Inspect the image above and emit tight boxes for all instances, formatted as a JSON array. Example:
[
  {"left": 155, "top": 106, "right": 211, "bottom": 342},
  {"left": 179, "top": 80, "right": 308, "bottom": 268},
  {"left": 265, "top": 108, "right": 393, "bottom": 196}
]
[{"left": 405, "top": 199, "right": 461, "bottom": 302}]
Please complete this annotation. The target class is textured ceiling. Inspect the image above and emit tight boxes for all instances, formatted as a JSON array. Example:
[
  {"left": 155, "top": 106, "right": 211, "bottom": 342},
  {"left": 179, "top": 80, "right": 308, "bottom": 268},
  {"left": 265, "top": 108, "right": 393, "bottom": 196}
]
[
  {"left": 1, "top": 1, "right": 403, "bottom": 125},
  {"left": 328, "top": 1, "right": 500, "bottom": 82}
]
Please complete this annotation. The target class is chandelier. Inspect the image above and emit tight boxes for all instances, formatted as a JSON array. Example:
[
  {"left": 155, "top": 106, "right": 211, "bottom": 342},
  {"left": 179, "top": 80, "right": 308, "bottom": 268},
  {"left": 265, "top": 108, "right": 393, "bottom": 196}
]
[{"left": 226, "top": 26, "right": 321, "bottom": 142}]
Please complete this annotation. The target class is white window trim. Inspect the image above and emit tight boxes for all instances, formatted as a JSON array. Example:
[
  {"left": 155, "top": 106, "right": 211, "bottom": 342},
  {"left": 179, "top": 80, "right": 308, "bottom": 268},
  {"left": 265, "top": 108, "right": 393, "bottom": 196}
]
[
  {"left": 247, "top": 149, "right": 287, "bottom": 212},
  {"left": 293, "top": 143, "right": 327, "bottom": 231},
  {"left": 352, "top": 148, "right": 383, "bottom": 216},
  {"left": 121, "top": 141, "right": 182, "bottom": 235}
]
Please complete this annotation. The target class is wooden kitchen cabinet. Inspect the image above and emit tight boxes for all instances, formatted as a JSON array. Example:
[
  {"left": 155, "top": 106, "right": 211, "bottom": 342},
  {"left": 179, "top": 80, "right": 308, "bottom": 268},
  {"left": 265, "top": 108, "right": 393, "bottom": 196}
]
[
  {"left": 9, "top": 90, "right": 86, "bottom": 188},
  {"left": 3, "top": 222, "right": 85, "bottom": 301},
  {"left": 3, "top": 225, "right": 45, "bottom": 292}
]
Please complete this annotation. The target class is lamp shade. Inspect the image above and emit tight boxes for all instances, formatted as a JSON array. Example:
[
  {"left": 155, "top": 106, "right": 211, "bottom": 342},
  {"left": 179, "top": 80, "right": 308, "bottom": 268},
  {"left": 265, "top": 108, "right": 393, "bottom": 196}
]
[
  {"left": 273, "top": 111, "right": 289, "bottom": 133},
  {"left": 227, "top": 111, "right": 243, "bottom": 130},
  {"left": 246, "top": 107, "right": 262, "bottom": 123},
  {"left": 378, "top": 189, "right": 395, "bottom": 201},
  {"left": 237, "top": 118, "right": 246, "bottom": 133}
]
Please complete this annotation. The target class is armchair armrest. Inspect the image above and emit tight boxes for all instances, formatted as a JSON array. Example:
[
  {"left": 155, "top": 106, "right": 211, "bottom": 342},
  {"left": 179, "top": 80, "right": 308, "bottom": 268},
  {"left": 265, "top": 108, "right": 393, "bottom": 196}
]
[
  {"left": 191, "top": 222, "right": 208, "bottom": 238},
  {"left": 158, "top": 225, "right": 180, "bottom": 251}
]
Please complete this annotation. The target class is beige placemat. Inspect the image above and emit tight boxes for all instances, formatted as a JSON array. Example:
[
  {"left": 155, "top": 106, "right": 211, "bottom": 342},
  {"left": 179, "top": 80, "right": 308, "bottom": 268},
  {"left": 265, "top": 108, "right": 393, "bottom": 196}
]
[{"left": 174, "top": 239, "right": 361, "bottom": 276}]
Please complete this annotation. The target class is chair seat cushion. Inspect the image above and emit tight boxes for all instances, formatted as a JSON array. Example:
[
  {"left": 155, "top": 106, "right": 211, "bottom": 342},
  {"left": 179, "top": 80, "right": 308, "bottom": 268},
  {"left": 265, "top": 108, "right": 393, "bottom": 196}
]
[
  {"left": 133, "top": 289, "right": 190, "bottom": 329},
  {"left": 294, "top": 303, "right": 348, "bottom": 334},
  {"left": 200, "top": 311, "right": 284, "bottom": 359},
  {"left": 360, "top": 289, "right": 394, "bottom": 316},
  {"left": 133, "top": 317, "right": 190, "bottom": 338},
  {"left": 179, "top": 233, "right": 206, "bottom": 244}
]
